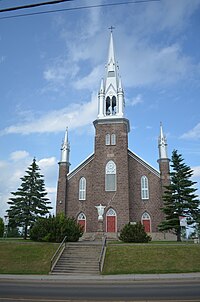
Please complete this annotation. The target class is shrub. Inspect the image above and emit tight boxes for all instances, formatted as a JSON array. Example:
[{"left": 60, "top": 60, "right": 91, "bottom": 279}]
[
  {"left": 119, "top": 222, "right": 151, "bottom": 243},
  {"left": 30, "top": 213, "right": 83, "bottom": 242}
]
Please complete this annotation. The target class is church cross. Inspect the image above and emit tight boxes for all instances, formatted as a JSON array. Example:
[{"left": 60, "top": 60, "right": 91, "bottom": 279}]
[{"left": 109, "top": 26, "right": 115, "bottom": 33}]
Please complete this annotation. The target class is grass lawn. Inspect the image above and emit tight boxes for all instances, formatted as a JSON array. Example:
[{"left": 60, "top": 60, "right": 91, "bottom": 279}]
[
  {"left": 103, "top": 244, "right": 200, "bottom": 275},
  {"left": 0, "top": 240, "right": 58, "bottom": 274}
]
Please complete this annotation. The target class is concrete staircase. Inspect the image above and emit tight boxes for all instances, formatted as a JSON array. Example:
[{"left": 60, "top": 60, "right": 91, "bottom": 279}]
[{"left": 51, "top": 242, "right": 102, "bottom": 275}]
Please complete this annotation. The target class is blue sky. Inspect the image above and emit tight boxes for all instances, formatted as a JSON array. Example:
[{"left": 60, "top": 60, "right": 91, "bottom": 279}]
[{"left": 0, "top": 0, "right": 200, "bottom": 219}]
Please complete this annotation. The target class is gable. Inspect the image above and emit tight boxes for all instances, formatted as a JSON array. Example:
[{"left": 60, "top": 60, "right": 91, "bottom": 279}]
[
  {"left": 128, "top": 149, "right": 160, "bottom": 178},
  {"left": 67, "top": 153, "right": 94, "bottom": 180}
]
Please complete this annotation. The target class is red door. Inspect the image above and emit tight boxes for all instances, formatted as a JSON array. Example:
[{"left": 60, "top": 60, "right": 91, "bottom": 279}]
[
  {"left": 142, "top": 219, "right": 150, "bottom": 232},
  {"left": 107, "top": 216, "right": 116, "bottom": 232},
  {"left": 78, "top": 219, "right": 86, "bottom": 232}
]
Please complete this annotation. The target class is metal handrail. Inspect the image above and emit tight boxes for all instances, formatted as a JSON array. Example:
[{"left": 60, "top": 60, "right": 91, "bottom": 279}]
[
  {"left": 98, "top": 236, "right": 107, "bottom": 273},
  {"left": 50, "top": 236, "right": 67, "bottom": 272}
]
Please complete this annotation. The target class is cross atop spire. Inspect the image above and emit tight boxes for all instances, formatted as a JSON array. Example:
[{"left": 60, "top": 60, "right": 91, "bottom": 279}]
[
  {"left": 108, "top": 26, "right": 115, "bottom": 33},
  {"left": 97, "top": 30, "right": 125, "bottom": 119}
]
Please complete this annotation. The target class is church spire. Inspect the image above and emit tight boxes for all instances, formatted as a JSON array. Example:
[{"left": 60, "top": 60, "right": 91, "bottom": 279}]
[
  {"left": 158, "top": 122, "right": 168, "bottom": 159},
  {"left": 97, "top": 28, "right": 125, "bottom": 119},
  {"left": 60, "top": 127, "right": 70, "bottom": 164}
]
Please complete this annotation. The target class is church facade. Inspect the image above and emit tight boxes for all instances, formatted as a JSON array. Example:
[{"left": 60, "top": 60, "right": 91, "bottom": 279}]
[{"left": 56, "top": 32, "right": 170, "bottom": 236}]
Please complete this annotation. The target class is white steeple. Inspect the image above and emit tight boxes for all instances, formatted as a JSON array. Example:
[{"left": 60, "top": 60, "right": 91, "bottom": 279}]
[
  {"left": 60, "top": 127, "right": 70, "bottom": 164},
  {"left": 158, "top": 123, "right": 168, "bottom": 159},
  {"left": 97, "top": 28, "right": 124, "bottom": 119}
]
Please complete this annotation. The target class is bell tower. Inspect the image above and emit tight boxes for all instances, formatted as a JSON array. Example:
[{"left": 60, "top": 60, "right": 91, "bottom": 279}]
[
  {"left": 97, "top": 29, "right": 125, "bottom": 120},
  {"left": 93, "top": 29, "right": 130, "bottom": 231}
]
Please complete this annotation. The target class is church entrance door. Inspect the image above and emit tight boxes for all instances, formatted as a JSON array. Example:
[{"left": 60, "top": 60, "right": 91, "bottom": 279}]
[
  {"left": 141, "top": 212, "right": 151, "bottom": 233},
  {"left": 106, "top": 208, "right": 117, "bottom": 232},
  {"left": 77, "top": 212, "right": 86, "bottom": 232},
  {"left": 142, "top": 219, "right": 150, "bottom": 232}
]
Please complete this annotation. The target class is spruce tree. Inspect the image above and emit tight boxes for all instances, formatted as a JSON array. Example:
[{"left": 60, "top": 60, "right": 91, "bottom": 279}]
[
  {"left": 159, "top": 150, "right": 200, "bottom": 241},
  {"left": 7, "top": 158, "right": 52, "bottom": 239}
]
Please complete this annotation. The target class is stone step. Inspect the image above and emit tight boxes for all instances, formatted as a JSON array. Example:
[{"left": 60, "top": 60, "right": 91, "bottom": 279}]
[
  {"left": 51, "top": 242, "right": 102, "bottom": 275},
  {"left": 56, "top": 263, "right": 98, "bottom": 268},
  {"left": 53, "top": 266, "right": 99, "bottom": 271},
  {"left": 56, "top": 261, "right": 98, "bottom": 266}
]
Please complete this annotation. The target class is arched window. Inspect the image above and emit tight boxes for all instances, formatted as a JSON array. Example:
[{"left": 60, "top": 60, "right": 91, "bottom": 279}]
[
  {"left": 111, "top": 134, "right": 116, "bottom": 145},
  {"left": 106, "top": 96, "right": 111, "bottom": 115},
  {"left": 105, "top": 133, "right": 110, "bottom": 145},
  {"left": 105, "top": 160, "right": 116, "bottom": 191},
  {"left": 78, "top": 212, "right": 86, "bottom": 220},
  {"left": 79, "top": 177, "right": 86, "bottom": 200},
  {"left": 141, "top": 176, "right": 149, "bottom": 200},
  {"left": 112, "top": 96, "right": 116, "bottom": 115}
]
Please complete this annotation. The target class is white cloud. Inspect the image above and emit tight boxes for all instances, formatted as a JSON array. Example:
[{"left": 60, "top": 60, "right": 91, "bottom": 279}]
[
  {"left": 38, "top": 157, "right": 57, "bottom": 168},
  {"left": 0, "top": 93, "right": 98, "bottom": 135},
  {"left": 126, "top": 94, "right": 143, "bottom": 106},
  {"left": 192, "top": 166, "right": 200, "bottom": 178},
  {"left": 181, "top": 123, "right": 200, "bottom": 140},
  {"left": 10, "top": 150, "right": 29, "bottom": 161},
  {"left": 121, "top": 42, "right": 193, "bottom": 88},
  {"left": 43, "top": 58, "right": 79, "bottom": 86},
  {"left": 73, "top": 65, "right": 102, "bottom": 90}
]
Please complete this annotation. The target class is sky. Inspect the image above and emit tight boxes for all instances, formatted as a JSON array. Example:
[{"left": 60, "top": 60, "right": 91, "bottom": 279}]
[{"left": 0, "top": 0, "right": 200, "bottom": 220}]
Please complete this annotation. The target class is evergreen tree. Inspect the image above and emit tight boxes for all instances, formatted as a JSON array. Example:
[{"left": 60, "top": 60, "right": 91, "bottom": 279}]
[
  {"left": 0, "top": 218, "right": 4, "bottom": 237},
  {"left": 159, "top": 150, "right": 200, "bottom": 241},
  {"left": 7, "top": 158, "right": 52, "bottom": 239}
]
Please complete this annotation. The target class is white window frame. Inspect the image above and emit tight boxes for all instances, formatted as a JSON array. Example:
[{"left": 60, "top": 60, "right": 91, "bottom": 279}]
[
  {"left": 105, "top": 133, "right": 110, "bottom": 145},
  {"left": 79, "top": 177, "right": 86, "bottom": 200},
  {"left": 141, "top": 175, "right": 149, "bottom": 200},
  {"left": 111, "top": 134, "right": 116, "bottom": 145},
  {"left": 105, "top": 160, "right": 116, "bottom": 191}
]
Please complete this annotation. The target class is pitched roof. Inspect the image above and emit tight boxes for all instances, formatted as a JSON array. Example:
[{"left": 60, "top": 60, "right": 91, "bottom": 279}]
[
  {"left": 67, "top": 153, "right": 94, "bottom": 180},
  {"left": 128, "top": 149, "right": 160, "bottom": 177}
]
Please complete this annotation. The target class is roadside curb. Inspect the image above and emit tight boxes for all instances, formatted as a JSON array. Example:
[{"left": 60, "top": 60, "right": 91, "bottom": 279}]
[{"left": 0, "top": 272, "right": 200, "bottom": 283}]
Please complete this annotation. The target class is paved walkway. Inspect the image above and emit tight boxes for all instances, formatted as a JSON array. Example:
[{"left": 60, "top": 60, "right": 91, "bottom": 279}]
[{"left": 0, "top": 272, "right": 200, "bottom": 283}]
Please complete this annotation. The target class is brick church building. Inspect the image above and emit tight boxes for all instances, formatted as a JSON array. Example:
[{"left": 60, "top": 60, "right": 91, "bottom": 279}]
[{"left": 56, "top": 31, "right": 170, "bottom": 237}]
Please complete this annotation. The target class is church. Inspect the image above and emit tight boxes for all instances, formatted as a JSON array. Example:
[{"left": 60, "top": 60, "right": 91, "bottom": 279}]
[{"left": 56, "top": 31, "right": 170, "bottom": 238}]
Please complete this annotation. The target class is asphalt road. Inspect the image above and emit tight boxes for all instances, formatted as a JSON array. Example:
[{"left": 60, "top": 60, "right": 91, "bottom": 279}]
[{"left": 0, "top": 279, "right": 200, "bottom": 301}]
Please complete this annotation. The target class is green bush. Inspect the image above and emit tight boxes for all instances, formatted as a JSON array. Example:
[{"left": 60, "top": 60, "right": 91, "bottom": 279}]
[
  {"left": 119, "top": 222, "right": 151, "bottom": 243},
  {"left": 30, "top": 213, "right": 83, "bottom": 242}
]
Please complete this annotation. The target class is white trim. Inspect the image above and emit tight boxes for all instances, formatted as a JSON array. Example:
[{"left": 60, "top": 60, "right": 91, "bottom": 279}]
[
  {"left": 79, "top": 177, "right": 86, "bottom": 200},
  {"left": 128, "top": 149, "right": 160, "bottom": 177},
  {"left": 68, "top": 153, "right": 94, "bottom": 180},
  {"left": 141, "top": 175, "right": 149, "bottom": 200}
]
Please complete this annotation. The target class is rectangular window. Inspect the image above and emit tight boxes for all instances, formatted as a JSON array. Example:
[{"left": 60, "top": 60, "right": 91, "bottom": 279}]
[
  {"left": 106, "top": 134, "right": 110, "bottom": 145},
  {"left": 79, "top": 177, "right": 86, "bottom": 200},
  {"left": 141, "top": 176, "right": 149, "bottom": 200},
  {"left": 105, "top": 174, "right": 116, "bottom": 191},
  {"left": 111, "top": 134, "right": 116, "bottom": 145}
]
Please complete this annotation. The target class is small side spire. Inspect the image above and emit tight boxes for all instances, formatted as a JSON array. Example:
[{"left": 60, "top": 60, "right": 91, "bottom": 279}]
[
  {"left": 158, "top": 122, "right": 168, "bottom": 159},
  {"left": 60, "top": 127, "right": 70, "bottom": 164}
]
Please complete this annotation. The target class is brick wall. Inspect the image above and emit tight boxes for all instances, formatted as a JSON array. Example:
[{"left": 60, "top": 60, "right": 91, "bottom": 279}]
[{"left": 128, "top": 153, "right": 164, "bottom": 232}]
